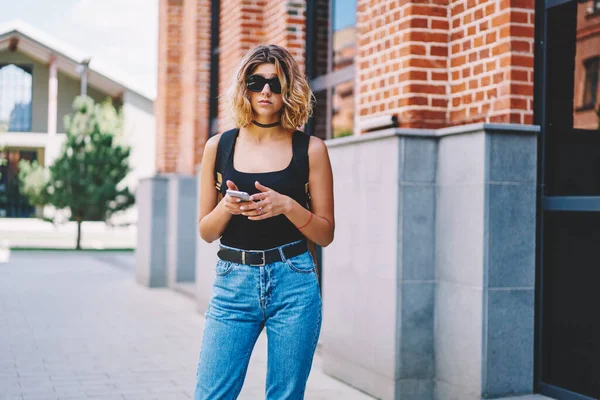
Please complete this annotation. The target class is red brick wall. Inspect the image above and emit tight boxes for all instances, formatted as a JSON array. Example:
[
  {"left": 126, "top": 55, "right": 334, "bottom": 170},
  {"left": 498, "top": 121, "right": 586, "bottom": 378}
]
[
  {"left": 156, "top": 0, "right": 183, "bottom": 173},
  {"left": 355, "top": 0, "right": 535, "bottom": 129},
  {"left": 156, "top": 0, "right": 537, "bottom": 171},
  {"left": 217, "top": 0, "right": 265, "bottom": 132},
  {"left": 178, "top": 0, "right": 211, "bottom": 173},
  {"left": 355, "top": 1, "right": 449, "bottom": 129},
  {"left": 449, "top": 0, "right": 535, "bottom": 125},
  {"left": 263, "top": 1, "right": 307, "bottom": 71},
  {"left": 194, "top": 0, "right": 212, "bottom": 167}
]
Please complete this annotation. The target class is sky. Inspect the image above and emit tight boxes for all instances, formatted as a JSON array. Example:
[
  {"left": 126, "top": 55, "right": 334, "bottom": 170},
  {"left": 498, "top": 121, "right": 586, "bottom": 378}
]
[
  {"left": 2, "top": 0, "right": 355, "bottom": 100},
  {"left": 2, "top": 0, "right": 158, "bottom": 98},
  {"left": 334, "top": 0, "right": 357, "bottom": 31}
]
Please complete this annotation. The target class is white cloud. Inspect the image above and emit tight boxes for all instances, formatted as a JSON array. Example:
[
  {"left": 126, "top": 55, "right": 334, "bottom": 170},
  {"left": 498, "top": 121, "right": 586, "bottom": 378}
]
[
  {"left": 69, "top": 0, "right": 158, "bottom": 96},
  {"left": 70, "top": 0, "right": 157, "bottom": 37}
]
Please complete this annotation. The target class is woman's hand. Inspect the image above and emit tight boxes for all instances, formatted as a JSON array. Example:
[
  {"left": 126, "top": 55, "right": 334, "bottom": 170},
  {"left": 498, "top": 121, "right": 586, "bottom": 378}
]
[
  {"left": 222, "top": 180, "right": 246, "bottom": 215},
  {"left": 241, "top": 181, "right": 292, "bottom": 221}
]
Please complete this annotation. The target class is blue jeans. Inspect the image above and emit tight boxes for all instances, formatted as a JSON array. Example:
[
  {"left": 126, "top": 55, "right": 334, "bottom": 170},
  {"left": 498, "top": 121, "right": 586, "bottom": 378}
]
[{"left": 194, "top": 240, "right": 322, "bottom": 400}]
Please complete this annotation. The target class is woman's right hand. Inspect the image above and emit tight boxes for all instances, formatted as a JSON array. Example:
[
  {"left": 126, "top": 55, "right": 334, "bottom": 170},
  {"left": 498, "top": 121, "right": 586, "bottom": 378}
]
[{"left": 222, "top": 180, "right": 245, "bottom": 215}]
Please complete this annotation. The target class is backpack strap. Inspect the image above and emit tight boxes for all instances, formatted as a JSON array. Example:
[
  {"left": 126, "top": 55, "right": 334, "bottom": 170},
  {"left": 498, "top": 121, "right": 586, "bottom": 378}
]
[
  {"left": 291, "top": 130, "right": 312, "bottom": 209},
  {"left": 214, "top": 128, "right": 239, "bottom": 199},
  {"left": 291, "top": 130, "right": 320, "bottom": 280}
]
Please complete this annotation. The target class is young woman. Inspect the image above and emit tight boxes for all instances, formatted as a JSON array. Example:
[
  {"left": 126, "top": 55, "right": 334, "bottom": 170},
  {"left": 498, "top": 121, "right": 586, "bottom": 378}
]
[{"left": 194, "top": 44, "right": 335, "bottom": 399}]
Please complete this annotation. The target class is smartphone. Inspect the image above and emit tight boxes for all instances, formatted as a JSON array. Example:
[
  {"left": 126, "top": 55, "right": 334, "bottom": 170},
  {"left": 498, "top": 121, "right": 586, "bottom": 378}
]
[{"left": 226, "top": 189, "right": 252, "bottom": 202}]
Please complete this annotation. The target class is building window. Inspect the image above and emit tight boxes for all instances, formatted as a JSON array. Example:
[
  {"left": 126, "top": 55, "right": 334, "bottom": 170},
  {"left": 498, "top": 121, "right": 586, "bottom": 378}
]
[
  {"left": 332, "top": 81, "right": 354, "bottom": 138},
  {"left": 582, "top": 57, "right": 599, "bottom": 109},
  {"left": 306, "top": 0, "right": 356, "bottom": 139},
  {"left": 332, "top": 2, "right": 356, "bottom": 73},
  {"left": 585, "top": 0, "right": 600, "bottom": 15},
  {"left": 0, "top": 64, "right": 33, "bottom": 132},
  {"left": 0, "top": 149, "right": 37, "bottom": 218}
]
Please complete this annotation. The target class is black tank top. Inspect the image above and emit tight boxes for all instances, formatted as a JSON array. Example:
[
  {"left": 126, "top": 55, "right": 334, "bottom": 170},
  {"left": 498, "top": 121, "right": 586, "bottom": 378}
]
[{"left": 219, "top": 131, "right": 308, "bottom": 250}]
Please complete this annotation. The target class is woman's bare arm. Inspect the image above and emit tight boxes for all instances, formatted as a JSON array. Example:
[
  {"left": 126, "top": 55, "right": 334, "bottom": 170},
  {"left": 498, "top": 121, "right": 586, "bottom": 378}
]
[{"left": 197, "top": 134, "right": 235, "bottom": 243}]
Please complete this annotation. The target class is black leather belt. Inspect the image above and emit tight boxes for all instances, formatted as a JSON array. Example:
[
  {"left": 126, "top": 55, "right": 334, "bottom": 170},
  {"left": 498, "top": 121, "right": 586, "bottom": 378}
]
[{"left": 217, "top": 240, "right": 308, "bottom": 266}]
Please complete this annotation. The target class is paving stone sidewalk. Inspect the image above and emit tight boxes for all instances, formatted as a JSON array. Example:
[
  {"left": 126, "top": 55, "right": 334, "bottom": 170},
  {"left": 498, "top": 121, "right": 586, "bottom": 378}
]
[{"left": 0, "top": 251, "right": 374, "bottom": 400}]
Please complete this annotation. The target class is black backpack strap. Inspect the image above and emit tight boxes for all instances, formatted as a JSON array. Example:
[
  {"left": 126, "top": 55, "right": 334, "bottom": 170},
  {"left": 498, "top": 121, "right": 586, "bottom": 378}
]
[
  {"left": 291, "top": 130, "right": 320, "bottom": 279},
  {"left": 291, "top": 130, "right": 311, "bottom": 208},
  {"left": 214, "top": 128, "right": 239, "bottom": 195}
]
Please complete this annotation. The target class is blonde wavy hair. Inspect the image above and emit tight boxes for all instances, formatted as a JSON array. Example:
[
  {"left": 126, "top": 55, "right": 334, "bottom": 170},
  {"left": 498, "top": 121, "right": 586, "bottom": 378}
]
[{"left": 226, "top": 45, "right": 314, "bottom": 131}]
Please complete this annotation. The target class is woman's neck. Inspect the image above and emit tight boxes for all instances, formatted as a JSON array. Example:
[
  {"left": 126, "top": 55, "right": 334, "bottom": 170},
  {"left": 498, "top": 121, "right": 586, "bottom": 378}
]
[
  {"left": 242, "top": 114, "right": 289, "bottom": 142},
  {"left": 241, "top": 125, "right": 288, "bottom": 143}
]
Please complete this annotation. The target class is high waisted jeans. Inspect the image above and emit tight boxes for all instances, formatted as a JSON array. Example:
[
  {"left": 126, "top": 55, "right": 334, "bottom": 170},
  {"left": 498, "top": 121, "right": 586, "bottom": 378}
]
[{"left": 193, "top": 240, "right": 322, "bottom": 400}]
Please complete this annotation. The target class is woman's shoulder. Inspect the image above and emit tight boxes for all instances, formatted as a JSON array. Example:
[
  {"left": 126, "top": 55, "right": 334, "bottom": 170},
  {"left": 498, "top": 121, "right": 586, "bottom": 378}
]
[
  {"left": 204, "top": 133, "right": 221, "bottom": 154},
  {"left": 204, "top": 130, "right": 232, "bottom": 161},
  {"left": 307, "top": 134, "right": 327, "bottom": 157},
  {"left": 206, "top": 128, "right": 238, "bottom": 152}
]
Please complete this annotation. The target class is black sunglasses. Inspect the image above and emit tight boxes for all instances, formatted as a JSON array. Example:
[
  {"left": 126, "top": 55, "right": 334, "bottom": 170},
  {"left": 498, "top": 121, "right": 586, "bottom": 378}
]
[{"left": 246, "top": 75, "right": 282, "bottom": 94}]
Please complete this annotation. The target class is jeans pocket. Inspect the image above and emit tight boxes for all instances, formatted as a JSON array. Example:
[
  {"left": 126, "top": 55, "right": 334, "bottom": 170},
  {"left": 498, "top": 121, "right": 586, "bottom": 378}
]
[
  {"left": 215, "top": 259, "right": 234, "bottom": 276},
  {"left": 285, "top": 251, "right": 315, "bottom": 274}
]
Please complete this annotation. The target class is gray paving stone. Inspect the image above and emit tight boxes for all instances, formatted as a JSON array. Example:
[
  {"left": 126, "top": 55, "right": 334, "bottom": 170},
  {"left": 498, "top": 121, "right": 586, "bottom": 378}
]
[{"left": 0, "top": 251, "right": 374, "bottom": 400}]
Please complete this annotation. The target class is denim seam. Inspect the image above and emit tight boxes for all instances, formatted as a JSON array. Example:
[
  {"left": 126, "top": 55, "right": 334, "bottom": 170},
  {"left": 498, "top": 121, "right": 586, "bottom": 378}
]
[
  {"left": 299, "top": 302, "right": 322, "bottom": 398},
  {"left": 277, "top": 246, "right": 287, "bottom": 261},
  {"left": 264, "top": 265, "right": 275, "bottom": 310},
  {"left": 215, "top": 260, "right": 234, "bottom": 276},
  {"left": 257, "top": 268, "right": 267, "bottom": 322},
  {"left": 284, "top": 252, "right": 314, "bottom": 274}
]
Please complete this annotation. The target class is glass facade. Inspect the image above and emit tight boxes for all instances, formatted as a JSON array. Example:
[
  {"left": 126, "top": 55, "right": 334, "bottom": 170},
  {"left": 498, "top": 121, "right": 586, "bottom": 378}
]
[
  {"left": 539, "top": 1, "right": 600, "bottom": 398},
  {"left": 306, "top": 0, "right": 356, "bottom": 140},
  {"left": 332, "top": 1, "right": 356, "bottom": 73},
  {"left": 542, "top": 211, "right": 600, "bottom": 399},
  {"left": 0, "top": 64, "right": 33, "bottom": 132},
  {"left": 544, "top": 0, "right": 600, "bottom": 195},
  {"left": 332, "top": 81, "right": 353, "bottom": 138}
]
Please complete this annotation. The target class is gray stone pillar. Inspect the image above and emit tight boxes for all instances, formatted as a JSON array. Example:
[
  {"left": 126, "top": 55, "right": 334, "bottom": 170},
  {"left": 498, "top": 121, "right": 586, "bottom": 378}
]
[
  {"left": 166, "top": 174, "right": 197, "bottom": 287},
  {"left": 321, "top": 123, "right": 539, "bottom": 400},
  {"left": 435, "top": 124, "right": 538, "bottom": 400},
  {"left": 135, "top": 175, "right": 169, "bottom": 288},
  {"left": 322, "top": 132, "right": 437, "bottom": 399},
  {"left": 195, "top": 165, "right": 220, "bottom": 314}
]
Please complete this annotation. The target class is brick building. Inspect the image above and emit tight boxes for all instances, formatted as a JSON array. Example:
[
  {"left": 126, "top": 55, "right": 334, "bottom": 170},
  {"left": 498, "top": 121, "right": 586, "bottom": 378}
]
[
  {"left": 142, "top": 1, "right": 599, "bottom": 399},
  {"left": 155, "top": 0, "right": 536, "bottom": 174}
]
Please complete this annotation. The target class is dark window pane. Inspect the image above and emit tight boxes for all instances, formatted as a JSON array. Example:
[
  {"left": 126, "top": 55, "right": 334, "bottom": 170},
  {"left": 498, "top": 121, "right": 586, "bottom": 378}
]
[
  {"left": 314, "top": 0, "right": 329, "bottom": 77},
  {"left": 541, "top": 211, "right": 600, "bottom": 399},
  {"left": 0, "top": 150, "right": 7, "bottom": 217},
  {"left": 0, "top": 149, "right": 36, "bottom": 218},
  {"left": 0, "top": 64, "right": 33, "bottom": 132},
  {"left": 312, "top": 90, "right": 328, "bottom": 140},
  {"left": 582, "top": 57, "right": 599, "bottom": 109},
  {"left": 545, "top": 1, "right": 600, "bottom": 194}
]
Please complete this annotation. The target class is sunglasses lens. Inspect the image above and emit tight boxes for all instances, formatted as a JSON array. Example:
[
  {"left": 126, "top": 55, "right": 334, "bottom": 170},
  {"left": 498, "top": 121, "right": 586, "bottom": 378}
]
[
  {"left": 246, "top": 76, "right": 264, "bottom": 92},
  {"left": 269, "top": 79, "right": 282, "bottom": 94}
]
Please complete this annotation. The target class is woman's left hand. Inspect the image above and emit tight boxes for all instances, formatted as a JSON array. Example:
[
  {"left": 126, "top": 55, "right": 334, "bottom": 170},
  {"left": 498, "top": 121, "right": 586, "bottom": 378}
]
[{"left": 240, "top": 181, "right": 291, "bottom": 221}]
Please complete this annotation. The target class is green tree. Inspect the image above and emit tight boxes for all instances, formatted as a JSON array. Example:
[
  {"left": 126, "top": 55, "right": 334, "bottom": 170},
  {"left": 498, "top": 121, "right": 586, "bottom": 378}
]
[
  {"left": 20, "top": 96, "right": 135, "bottom": 249},
  {"left": 17, "top": 159, "right": 49, "bottom": 216}
]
